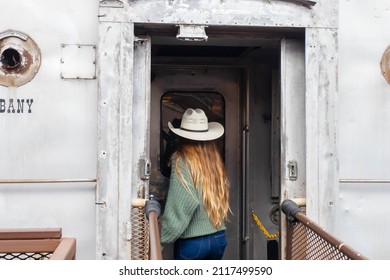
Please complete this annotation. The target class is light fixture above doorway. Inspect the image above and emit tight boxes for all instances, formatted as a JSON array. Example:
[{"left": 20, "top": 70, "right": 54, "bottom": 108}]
[{"left": 176, "top": 25, "right": 208, "bottom": 42}]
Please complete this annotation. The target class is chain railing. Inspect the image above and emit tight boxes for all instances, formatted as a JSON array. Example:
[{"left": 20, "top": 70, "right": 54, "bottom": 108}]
[
  {"left": 281, "top": 199, "right": 367, "bottom": 260},
  {"left": 251, "top": 210, "right": 280, "bottom": 239}
]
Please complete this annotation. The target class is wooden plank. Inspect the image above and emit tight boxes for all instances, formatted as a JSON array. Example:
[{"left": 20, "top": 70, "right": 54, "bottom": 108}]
[
  {"left": 0, "top": 228, "right": 62, "bottom": 240},
  {"left": 50, "top": 238, "right": 76, "bottom": 260},
  {"left": 0, "top": 239, "right": 59, "bottom": 253}
]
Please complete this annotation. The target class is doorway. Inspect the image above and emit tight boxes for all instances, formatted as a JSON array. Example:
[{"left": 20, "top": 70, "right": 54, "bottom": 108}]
[
  {"left": 150, "top": 66, "right": 242, "bottom": 259},
  {"left": 140, "top": 25, "right": 304, "bottom": 259}
]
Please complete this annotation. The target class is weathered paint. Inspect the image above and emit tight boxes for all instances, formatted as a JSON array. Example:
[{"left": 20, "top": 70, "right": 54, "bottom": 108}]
[
  {"left": 380, "top": 45, "right": 390, "bottom": 85},
  {"left": 305, "top": 27, "right": 339, "bottom": 235},
  {"left": 96, "top": 21, "right": 124, "bottom": 259},
  {"left": 97, "top": 0, "right": 339, "bottom": 259},
  {"left": 0, "top": 0, "right": 99, "bottom": 259},
  {"left": 3, "top": 0, "right": 390, "bottom": 260},
  {"left": 279, "top": 39, "right": 306, "bottom": 259},
  {"left": 0, "top": 30, "right": 41, "bottom": 87},
  {"left": 100, "top": 0, "right": 337, "bottom": 28}
]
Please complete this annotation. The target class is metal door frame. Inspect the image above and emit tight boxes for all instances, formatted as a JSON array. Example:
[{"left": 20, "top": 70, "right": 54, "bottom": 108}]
[{"left": 97, "top": 1, "right": 339, "bottom": 259}]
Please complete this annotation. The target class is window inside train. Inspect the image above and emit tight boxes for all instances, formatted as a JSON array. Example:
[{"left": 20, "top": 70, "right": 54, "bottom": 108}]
[{"left": 160, "top": 91, "right": 225, "bottom": 178}]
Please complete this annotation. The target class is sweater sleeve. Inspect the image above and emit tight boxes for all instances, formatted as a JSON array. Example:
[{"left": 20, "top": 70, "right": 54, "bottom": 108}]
[{"left": 160, "top": 158, "right": 200, "bottom": 244}]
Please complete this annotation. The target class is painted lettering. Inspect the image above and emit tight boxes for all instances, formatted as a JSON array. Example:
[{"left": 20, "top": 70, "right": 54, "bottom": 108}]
[
  {"left": 17, "top": 99, "right": 24, "bottom": 113},
  {"left": 0, "top": 99, "right": 4, "bottom": 113},
  {"left": 26, "top": 99, "right": 33, "bottom": 113},
  {"left": 0, "top": 99, "right": 34, "bottom": 113},
  {"left": 7, "top": 99, "right": 15, "bottom": 113}
]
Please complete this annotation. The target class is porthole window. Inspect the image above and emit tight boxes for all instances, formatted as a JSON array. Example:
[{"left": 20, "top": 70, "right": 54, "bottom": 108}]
[
  {"left": 1, "top": 48, "right": 22, "bottom": 69},
  {"left": 380, "top": 45, "right": 390, "bottom": 85},
  {"left": 0, "top": 30, "right": 41, "bottom": 87}
]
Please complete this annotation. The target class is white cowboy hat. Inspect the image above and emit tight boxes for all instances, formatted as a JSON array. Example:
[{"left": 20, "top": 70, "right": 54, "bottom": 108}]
[{"left": 168, "top": 108, "right": 224, "bottom": 141}]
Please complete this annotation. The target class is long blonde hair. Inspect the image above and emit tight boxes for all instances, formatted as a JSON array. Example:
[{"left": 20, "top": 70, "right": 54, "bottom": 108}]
[{"left": 173, "top": 140, "right": 230, "bottom": 229}]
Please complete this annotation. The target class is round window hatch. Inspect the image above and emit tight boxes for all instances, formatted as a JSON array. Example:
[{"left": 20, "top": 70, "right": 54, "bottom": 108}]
[
  {"left": 0, "top": 30, "right": 41, "bottom": 87},
  {"left": 380, "top": 45, "right": 390, "bottom": 85}
]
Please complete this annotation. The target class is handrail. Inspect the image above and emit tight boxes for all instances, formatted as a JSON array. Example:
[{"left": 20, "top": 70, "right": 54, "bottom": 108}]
[
  {"left": 340, "top": 179, "right": 390, "bottom": 183},
  {"left": 0, "top": 228, "right": 76, "bottom": 260},
  {"left": 281, "top": 199, "right": 368, "bottom": 260},
  {"left": 145, "top": 195, "right": 162, "bottom": 260},
  {"left": 50, "top": 238, "right": 76, "bottom": 260},
  {"left": 0, "top": 228, "right": 62, "bottom": 240},
  {"left": 0, "top": 179, "right": 96, "bottom": 184}
]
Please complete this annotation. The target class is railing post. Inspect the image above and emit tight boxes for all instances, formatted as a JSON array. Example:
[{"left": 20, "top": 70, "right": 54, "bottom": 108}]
[{"left": 281, "top": 199, "right": 303, "bottom": 223}]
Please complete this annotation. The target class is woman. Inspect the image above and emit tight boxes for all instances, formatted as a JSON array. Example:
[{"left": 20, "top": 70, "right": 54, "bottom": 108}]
[{"left": 160, "top": 108, "right": 230, "bottom": 260}]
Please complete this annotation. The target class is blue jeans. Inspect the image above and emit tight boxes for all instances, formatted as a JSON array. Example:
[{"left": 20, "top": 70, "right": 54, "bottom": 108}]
[{"left": 174, "top": 230, "right": 227, "bottom": 260}]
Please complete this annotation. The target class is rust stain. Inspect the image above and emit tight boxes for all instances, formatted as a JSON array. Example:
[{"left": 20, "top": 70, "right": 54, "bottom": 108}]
[
  {"left": 380, "top": 45, "right": 390, "bottom": 85},
  {"left": 0, "top": 31, "right": 41, "bottom": 87}
]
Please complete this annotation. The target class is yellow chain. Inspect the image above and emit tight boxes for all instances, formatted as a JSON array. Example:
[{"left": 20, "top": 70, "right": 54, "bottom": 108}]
[{"left": 251, "top": 211, "right": 280, "bottom": 239}]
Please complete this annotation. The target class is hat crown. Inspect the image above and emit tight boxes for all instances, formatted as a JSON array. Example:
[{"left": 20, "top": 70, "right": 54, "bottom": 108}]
[
  {"left": 180, "top": 108, "right": 209, "bottom": 132},
  {"left": 168, "top": 108, "right": 224, "bottom": 141}
]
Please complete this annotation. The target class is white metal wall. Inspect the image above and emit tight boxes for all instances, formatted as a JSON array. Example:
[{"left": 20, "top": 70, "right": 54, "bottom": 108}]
[
  {"left": 4, "top": 0, "right": 378, "bottom": 260},
  {"left": 339, "top": 0, "right": 390, "bottom": 259},
  {"left": 0, "top": 1, "right": 99, "bottom": 259}
]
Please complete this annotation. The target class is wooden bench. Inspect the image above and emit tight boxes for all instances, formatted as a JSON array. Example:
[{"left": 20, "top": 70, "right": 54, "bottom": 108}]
[{"left": 0, "top": 228, "right": 76, "bottom": 260}]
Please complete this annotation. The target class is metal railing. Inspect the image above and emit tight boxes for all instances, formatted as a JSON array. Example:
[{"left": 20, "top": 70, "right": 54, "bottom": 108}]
[
  {"left": 145, "top": 195, "right": 162, "bottom": 260},
  {"left": 130, "top": 196, "right": 162, "bottom": 260},
  {"left": 281, "top": 199, "right": 367, "bottom": 260},
  {"left": 130, "top": 199, "right": 150, "bottom": 260},
  {"left": 0, "top": 178, "right": 96, "bottom": 184},
  {"left": 0, "top": 228, "right": 76, "bottom": 260},
  {"left": 339, "top": 179, "right": 390, "bottom": 184}
]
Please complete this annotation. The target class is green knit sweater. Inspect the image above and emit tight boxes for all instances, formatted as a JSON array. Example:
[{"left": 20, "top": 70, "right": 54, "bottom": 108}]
[{"left": 160, "top": 157, "right": 226, "bottom": 244}]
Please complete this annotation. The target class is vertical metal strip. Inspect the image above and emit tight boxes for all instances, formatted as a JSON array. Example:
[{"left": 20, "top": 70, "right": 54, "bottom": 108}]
[
  {"left": 130, "top": 35, "right": 152, "bottom": 259},
  {"left": 305, "top": 27, "right": 339, "bottom": 235},
  {"left": 241, "top": 68, "right": 251, "bottom": 259},
  {"left": 279, "top": 38, "right": 306, "bottom": 259},
  {"left": 96, "top": 21, "right": 122, "bottom": 260},
  {"left": 117, "top": 22, "right": 135, "bottom": 259}
]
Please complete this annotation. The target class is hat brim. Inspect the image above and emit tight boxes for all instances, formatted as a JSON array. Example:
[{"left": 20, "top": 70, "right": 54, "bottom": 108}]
[{"left": 168, "top": 121, "right": 224, "bottom": 141}]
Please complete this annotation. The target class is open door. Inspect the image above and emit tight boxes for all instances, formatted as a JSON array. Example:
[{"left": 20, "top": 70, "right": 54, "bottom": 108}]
[
  {"left": 131, "top": 35, "right": 152, "bottom": 201},
  {"left": 129, "top": 35, "right": 152, "bottom": 259},
  {"left": 279, "top": 38, "right": 306, "bottom": 259},
  {"left": 96, "top": 26, "right": 152, "bottom": 259}
]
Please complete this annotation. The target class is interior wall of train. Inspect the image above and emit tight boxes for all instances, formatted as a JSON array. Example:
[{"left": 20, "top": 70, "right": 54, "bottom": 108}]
[{"left": 1, "top": 0, "right": 389, "bottom": 260}]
